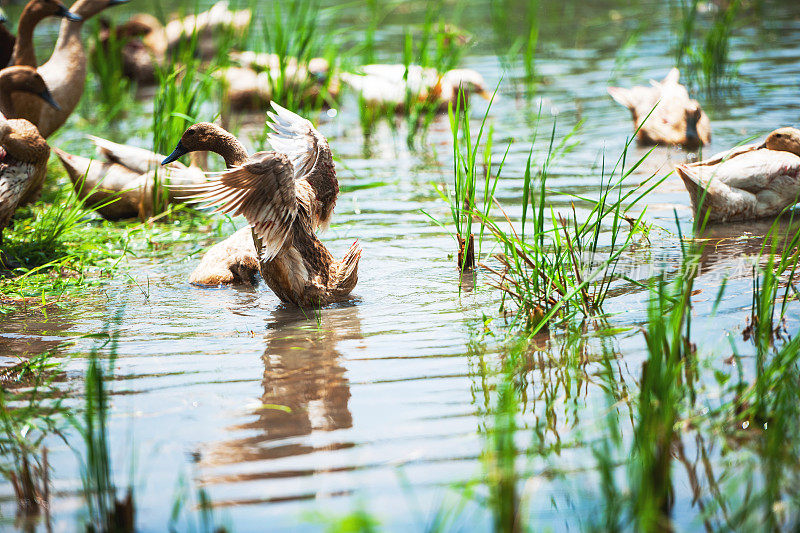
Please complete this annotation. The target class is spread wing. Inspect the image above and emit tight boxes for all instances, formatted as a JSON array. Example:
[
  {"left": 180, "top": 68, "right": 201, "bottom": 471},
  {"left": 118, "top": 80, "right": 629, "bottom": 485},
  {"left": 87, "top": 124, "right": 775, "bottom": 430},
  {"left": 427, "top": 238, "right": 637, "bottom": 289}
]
[
  {"left": 179, "top": 151, "right": 298, "bottom": 262},
  {"left": 266, "top": 102, "right": 321, "bottom": 181}
]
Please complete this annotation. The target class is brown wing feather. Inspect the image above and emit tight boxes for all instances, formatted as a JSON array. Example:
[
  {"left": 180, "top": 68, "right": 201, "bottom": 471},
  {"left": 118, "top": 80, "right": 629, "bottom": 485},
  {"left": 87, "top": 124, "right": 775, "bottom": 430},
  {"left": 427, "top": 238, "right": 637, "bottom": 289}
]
[{"left": 181, "top": 151, "right": 298, "bottom": 261}]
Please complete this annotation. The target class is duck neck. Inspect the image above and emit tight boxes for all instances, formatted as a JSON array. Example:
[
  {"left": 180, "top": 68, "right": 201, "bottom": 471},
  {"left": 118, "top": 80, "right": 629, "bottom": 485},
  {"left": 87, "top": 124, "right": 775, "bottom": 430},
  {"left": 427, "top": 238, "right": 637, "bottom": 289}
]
[
  {"left": 11, "top": 6, "right": 47, "bottom": 67},
  {"left": 209, "top": 132, "right": 249, "bottom": 168},
  {"left": 49, "top": 16, "right": 85, "bottom": 63}
]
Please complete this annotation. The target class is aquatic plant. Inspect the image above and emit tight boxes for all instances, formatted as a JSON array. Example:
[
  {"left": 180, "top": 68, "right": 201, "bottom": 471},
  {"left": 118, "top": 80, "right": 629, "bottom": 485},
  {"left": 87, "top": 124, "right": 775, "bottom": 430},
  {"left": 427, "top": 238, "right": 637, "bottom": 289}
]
[
  {"left": 75, "top": 320, "right": 135, "bottom": 533},
  {"left": 427, "top": 88, "right": 502, "bottom": 272},
  {"left": 483, "top": 131, "right": 660, "bottom": 332},
  {"left": 0, "top": 352, "right": 64, "bottom": 522},
  {"left": 87, "top": 20, "right": 135, "bottom": 123},
  {"left": 249, "top": 0, "right": 337, "bottom": 140},
  {"left": 674, "top": 0, "right": 742, "bottom": 89},
  {"left": 151, "top": 34, "right": 218, "bottom": 217}
]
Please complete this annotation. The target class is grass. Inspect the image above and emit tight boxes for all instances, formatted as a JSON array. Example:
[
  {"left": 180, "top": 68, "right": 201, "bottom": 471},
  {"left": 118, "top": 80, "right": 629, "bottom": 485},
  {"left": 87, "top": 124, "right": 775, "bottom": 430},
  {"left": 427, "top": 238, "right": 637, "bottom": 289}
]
[
  {"left": 428, "top": 88, "right": 502, "bottom": 272},
  {"left": 674, "top": 0, "right": 742, "bottom": 89},
  {"left": 151, "top": 33, "right": 219, "bottom": 216},
  {"left": 482, "top": 129, "right": 660, "bottom": 332},
  {"left": 87, "top": 20, "right": 136, "bottom": 124}
]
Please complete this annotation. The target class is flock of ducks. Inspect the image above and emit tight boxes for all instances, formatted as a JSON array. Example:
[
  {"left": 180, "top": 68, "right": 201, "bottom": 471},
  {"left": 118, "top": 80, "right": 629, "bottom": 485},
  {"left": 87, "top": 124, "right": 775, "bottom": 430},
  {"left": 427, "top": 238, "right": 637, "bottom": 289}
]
[{"left": 1, "top": 0, "right": 799, "bottom": 307}]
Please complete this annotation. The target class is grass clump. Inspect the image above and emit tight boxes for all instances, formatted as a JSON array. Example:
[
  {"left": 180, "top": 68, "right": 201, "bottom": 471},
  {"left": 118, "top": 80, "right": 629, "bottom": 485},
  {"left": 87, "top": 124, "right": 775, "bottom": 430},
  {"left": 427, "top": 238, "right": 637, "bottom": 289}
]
[
  {"left": 483, "top": 132, "right": 658, "bottom": 332},
  {"left": 426, "top": 89, "right": 502, "bottom": 273},
  {"left": 674, "top": 0, "right": 742, "bottom": 89},
  {"left": 87, "top": 19, "right": 136, "bottom": 124},
  {"left": 0, "top": 168, "right": 131, "bottom": 305}
]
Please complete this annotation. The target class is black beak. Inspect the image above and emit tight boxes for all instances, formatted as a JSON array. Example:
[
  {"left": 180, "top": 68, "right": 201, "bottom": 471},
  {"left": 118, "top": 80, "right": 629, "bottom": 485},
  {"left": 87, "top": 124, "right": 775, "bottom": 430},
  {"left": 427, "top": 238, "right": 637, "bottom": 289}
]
[
  {"left": 56, "top": 5, "right": 83, "bottom": 21},
  {"left": 108, "top": 0, "right": 130, "bottom": 6},
  {"left": 38, "top": 88, "right": 61, "bottom": 111},
  {"left": 162, "top": 142, "right": 188, "bottom": 165}
]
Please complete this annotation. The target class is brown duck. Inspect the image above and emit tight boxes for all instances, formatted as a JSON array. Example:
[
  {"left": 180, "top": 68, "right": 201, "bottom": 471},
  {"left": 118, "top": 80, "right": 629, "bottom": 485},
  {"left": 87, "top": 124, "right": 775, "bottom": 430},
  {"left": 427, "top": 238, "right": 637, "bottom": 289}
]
[
  {"left": 3, "top": 0, "right": 128, "bottom": 138},
  {"left": 608, "top": 68, "right": 711, "bottom": 150},
  {"left": 96, "top": 14, "right": 166, "bottom": 85},
  {"left": 0, "top": 68, "right": 59, "bottom": 243},
  {"left": 161, "top": 103, "right": 361, "bottom": 307},
  {"left": 8, "top": 0, "right": 82, "bottom": 68},
  {"left": 54, "top": 135, "right": 208, "bottom": 220}
]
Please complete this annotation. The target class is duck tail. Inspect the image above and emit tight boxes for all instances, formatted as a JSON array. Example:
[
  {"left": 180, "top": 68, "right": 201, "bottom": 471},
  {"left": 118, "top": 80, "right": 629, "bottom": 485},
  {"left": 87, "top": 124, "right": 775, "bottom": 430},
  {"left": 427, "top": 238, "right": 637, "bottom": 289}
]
[
  {"left": 676, "top": 164, "right": 750, "bottom": 224},
  {"left": 333, "top": 240, "right": 362, "bottom": 295},
  {"left": 53, "top": 148, "right": 94, "bottom": 192}
]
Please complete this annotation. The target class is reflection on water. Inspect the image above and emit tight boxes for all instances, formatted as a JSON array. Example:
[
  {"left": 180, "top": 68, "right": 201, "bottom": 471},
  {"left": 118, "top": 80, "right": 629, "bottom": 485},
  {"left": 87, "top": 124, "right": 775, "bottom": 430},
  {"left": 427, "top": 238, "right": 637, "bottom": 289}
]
[{"left": 202, "top": 304, "right": 361, "bottom": 504}]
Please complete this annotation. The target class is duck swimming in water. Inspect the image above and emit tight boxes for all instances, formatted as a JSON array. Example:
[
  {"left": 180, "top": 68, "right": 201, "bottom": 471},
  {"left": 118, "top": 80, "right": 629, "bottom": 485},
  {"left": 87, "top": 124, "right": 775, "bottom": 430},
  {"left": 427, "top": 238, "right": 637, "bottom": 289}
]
[
  {"left": 676, "top": 127, "right": 800, "bottom": 223},
  {"left": 341, "top": 64, "right": 491, "bottom": 112},
  {"left": 608, "top": 68, "right": 711, "bottom": 150},
  {"left": 162, "top": 103, "right": 361, "bottom": 307}
]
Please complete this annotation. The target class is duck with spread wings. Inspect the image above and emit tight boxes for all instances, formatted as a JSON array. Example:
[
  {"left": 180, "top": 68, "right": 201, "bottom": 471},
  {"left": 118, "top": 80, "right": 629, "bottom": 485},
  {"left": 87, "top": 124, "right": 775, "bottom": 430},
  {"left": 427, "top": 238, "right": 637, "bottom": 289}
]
[{"left": 162, "top": 103, "right": 361, "bottom": 307}]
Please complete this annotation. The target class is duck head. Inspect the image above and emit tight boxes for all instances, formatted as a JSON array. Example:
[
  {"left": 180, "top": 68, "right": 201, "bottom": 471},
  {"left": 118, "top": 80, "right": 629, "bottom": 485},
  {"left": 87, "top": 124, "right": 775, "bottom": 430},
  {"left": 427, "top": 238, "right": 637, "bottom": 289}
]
[
  {"left": 162, "top": 123, "right": 224, "bottom": 164},
  {"left": 0, "top": 66, "right": 61, "bottom": 110},
  {"left": 682, "top": 103, "right": 704, "bottom": 150},
  {"left": 70, "top": 0, "right": 129, "bottom": 21},
  {"left": 764, "top": 127, "right": 800, "bottom": 157},
  {"left": 162, "top": 122, "right": 247, "bottom": 168},
  {"left": 443, "top": 68, "right": 492, "bottom": 100},
  {"left": 23, "top": 0, "right": 82, "bottom": 23}
]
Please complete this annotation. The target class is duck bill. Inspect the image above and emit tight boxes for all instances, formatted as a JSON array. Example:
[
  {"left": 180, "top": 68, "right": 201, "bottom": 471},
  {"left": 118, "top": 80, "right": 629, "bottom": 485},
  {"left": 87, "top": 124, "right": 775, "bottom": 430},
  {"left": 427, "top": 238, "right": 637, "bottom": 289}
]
[
  {"left": 162, "top": 142, "right": 188, "bottom": 165},
  {"left": 108, "top": 0, "right": 131, "bottom": 5},
  {"left": 56, "top": 5, "right": 83, "bottom": 21},
  {"left": 38, "top": 89, "right": 61, "bottom": 111}
]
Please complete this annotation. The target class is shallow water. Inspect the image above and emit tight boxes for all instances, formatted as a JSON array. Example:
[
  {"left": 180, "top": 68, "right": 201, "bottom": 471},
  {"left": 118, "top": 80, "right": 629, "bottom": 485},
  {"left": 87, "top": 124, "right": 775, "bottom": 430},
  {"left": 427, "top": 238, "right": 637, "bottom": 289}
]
[{"left": 2, "top": 0, "right": 800, "bottom": 531}]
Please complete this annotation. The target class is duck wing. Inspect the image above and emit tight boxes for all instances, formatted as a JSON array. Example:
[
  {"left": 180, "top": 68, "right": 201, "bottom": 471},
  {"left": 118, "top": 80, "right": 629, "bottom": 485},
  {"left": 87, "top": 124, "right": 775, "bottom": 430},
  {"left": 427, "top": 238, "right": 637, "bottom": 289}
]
[
  {"left": 683, "top": 149, "right": 800, "bottom": 194},
  {"left": 180, "top": 151, "right": 299, "bottom": 262},
  {"left": 266, "top": 102, "right": 323, "bottom": 181}
]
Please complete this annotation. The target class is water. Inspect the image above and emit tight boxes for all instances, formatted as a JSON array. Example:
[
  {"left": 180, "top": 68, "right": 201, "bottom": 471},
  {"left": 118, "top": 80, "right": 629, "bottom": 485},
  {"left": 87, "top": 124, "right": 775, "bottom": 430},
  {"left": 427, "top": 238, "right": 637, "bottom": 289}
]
[{"left": 2, "top": 0, "right": 800, "bottom": 530}]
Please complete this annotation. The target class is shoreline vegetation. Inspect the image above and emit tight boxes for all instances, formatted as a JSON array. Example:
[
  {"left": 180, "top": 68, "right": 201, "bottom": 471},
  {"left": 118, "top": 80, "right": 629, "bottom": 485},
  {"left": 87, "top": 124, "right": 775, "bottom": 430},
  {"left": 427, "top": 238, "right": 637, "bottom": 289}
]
[{"left": 1, "top": 0, "right": 798, "bottom": 531}]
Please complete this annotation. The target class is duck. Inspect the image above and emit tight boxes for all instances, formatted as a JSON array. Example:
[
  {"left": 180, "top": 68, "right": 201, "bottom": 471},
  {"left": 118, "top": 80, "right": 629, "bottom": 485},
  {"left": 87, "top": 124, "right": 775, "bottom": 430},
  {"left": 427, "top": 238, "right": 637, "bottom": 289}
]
[
  {"left": 340, "top": 64, "right": 491, "bottom": 112},
  {"left": 608, "top": 68, "right": 711, "bottom": 150},
  {"left": 164, "top": 1, "right": 250, "bottom": 59},
  {"left": 0, "top": 9, "right": 16, "bottom": 68},
  {"left": 161, "top": 103, "right": 361, "bottom": 307},
  {"left": 8, "top": 0, "right": 82, "bottom": 68},
  {"left": 96, "top": 14, "right": 166, "bottom": 85},
  {"left": 675, "top": 127, "right": 800, "bottom": 223},
  {"left": 216, "top": 60, "right": 338, "bottom": 112},
  {"left": 2, "top": 0, "right": 128, "bottom": 139},
  {"left": 54, "top": 136, "right": 207, "bottom": 220},
  {"left": 0, "top": 68, "right": 60, "bottom": 243}
]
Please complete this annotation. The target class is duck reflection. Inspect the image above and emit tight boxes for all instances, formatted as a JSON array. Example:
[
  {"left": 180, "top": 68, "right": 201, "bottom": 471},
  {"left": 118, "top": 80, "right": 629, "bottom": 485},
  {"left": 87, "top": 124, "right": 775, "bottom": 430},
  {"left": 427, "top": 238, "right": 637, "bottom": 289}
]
[
  {"left": 695, "top": 213, "right": 800, "bottom": 276},
  {"left": 205, "top": 302, "right": 362, "bottom": 470}
]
